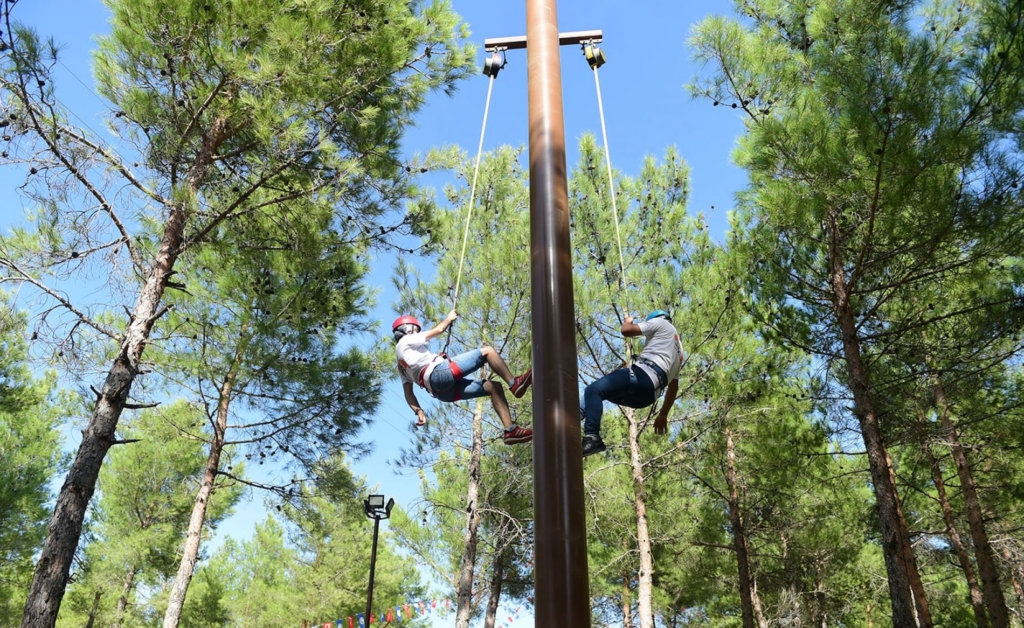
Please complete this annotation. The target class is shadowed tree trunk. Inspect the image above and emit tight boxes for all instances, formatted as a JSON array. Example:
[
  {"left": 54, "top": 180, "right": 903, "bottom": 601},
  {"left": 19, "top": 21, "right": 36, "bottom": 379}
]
[
  {"left": 751, "top": 578, "right": 768, "bottom": 628},
  {"left": 918, "top": 413, "right": 987, "bottom": 627},
  {"left": 483, "top": 549, "right": 505, "bottom": 628},
  {"left": 810, "top": 573, "right": 829, "bottom": 628},
  {"left": 725, "top": 424, "right": 767, "bottom": 628},
  {"left": 886, "top": 446, "right": 932, "bottom": 626},
  {"left": 83, "top": 590, "right": 102, "bottom": 628},
  {"left": 827, "top": 207, "right": 930, "bottom": 627},
  {"left": 112, "top": 565, "right": 137, "bottom": 628},
  {"left": 935, "top": 382, "right": 1009, "bottom": 628},
  {"left": 626, "top": 407, "right": 655, "bottom": 628},
  {"left": 999, "top": 544, "right": 1024, "bottom": 621},
  {"left": 455, "top": 398, "right": 486, "bottom": 628}
]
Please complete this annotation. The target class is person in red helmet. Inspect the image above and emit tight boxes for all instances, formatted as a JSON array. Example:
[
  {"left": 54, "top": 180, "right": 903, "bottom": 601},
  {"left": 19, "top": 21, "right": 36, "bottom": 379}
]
[{"left": 393, "top": 309, "right": 533, "bottom": 445}]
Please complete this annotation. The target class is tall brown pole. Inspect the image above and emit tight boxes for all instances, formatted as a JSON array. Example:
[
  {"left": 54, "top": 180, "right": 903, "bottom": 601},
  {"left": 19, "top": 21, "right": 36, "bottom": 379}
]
[{"left": 526, "top": 0, "right": 591, "bottom": 626}]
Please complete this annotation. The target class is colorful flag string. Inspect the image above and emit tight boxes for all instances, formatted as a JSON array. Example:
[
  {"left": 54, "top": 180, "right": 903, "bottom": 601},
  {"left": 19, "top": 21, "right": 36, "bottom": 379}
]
[
  {"left": 305, "top": 600, "right": 525, "bottom": 627},
  {"left": 305, "top": 597, "right": 459, "bottom": 627}
]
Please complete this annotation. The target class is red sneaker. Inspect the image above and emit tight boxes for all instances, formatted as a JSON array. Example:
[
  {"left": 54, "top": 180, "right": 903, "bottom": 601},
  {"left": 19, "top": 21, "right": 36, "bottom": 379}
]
[
  {"left": 510, "top": 368, "right": 533, "bottom": 398},
  {"left": 503, "top": 425, "right": 533, "bottom": 445}
]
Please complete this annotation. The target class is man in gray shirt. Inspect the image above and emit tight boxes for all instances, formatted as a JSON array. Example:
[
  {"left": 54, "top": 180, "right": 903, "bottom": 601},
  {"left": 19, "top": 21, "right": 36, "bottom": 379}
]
[{"left": 582, "top": 310, "right": 683, "bottom": 457}]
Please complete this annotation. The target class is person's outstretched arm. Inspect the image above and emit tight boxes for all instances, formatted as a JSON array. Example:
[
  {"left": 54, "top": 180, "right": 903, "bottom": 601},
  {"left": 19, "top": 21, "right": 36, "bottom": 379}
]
[
  {"left": 424, "top": 309, "right": 458, "bottom": 340},
  {"left": 621, "top": 315, "right": 643, "bottom": 337},
  {"left": 404, "top": 382, "right": 427, "bottom": 426},
  {"left": 653, "top": 378, "right": 679, "bottom": 435}
]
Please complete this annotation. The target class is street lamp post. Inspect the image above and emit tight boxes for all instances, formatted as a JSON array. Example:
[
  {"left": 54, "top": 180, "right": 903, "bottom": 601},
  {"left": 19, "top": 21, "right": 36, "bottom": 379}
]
[{"left": 363, "top": 494, "right": 395, "bottom": 625}]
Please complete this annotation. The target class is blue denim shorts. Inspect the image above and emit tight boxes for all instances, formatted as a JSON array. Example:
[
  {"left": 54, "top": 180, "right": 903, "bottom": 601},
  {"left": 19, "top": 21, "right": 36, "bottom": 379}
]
[{"left": 428, "top": 349, "right": 489, "bottom": 402}]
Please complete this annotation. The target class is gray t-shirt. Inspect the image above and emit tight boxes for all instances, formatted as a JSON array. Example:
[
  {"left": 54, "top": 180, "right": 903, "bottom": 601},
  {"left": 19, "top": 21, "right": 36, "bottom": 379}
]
[{"left": 634, "top": 317, "right": 683, "bottom": 393}]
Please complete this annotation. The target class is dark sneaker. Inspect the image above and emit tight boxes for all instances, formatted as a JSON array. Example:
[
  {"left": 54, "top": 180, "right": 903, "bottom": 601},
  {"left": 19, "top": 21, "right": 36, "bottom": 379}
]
[
  {"left": 503, "top": 425, "right": 533, "bottom": 445},
  {"left": 582, "top": 433, "right": 606, "bottom": 457},
  {"left": 510, "top": 368, "right": 533, "bottom": 398}
]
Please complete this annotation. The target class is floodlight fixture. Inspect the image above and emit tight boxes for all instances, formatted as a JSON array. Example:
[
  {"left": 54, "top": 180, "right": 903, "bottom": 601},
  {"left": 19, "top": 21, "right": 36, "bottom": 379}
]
[{"left": 363, "top": 492, "right": 394, "bottom": 623}]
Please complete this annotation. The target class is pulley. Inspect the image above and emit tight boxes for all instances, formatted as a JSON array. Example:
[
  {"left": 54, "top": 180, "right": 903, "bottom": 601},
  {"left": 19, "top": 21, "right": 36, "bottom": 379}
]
[
  {"left": 583, "top": 43, "right": 606, "bottom": 69},
  {"left": 483, "top": 50, "right": 505, "bottom": 78}
]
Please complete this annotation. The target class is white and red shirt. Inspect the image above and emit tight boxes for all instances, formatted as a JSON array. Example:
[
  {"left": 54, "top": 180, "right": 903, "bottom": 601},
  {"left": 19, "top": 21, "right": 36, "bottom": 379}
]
[{"left": 396, "top": 331, "right": 443, "bottom": 391}]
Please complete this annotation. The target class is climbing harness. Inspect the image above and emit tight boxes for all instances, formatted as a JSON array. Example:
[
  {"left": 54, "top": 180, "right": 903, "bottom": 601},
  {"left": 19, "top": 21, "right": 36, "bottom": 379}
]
[{"left": 444, "top": 49, "right": 506, "bottom": 354}]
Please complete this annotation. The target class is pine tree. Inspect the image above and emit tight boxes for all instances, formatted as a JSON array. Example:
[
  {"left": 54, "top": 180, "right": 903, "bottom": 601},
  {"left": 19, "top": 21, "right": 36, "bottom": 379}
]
[
  {"left": 57, "top": 403, "right": 241, "bottom": 628},
  {"left": 189, "top": 457, "right": 423, "bottom": 627},
  {"left": 149, "top": 195, "right": 382, "bottom": 627},
  {"left": 0, "top": 0, "right": 473, "bottom": 624},
  {"left": 0, "top": 297, "right": 64, "bottom": 626},
  {"left": 689, "top": 0, "right": 1024, "bottom": 623}
]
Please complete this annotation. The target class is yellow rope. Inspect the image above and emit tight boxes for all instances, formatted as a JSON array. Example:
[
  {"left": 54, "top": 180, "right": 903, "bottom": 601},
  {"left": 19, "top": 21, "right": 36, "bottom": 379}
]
[
  {"left": 592, "top": 65, "right": 629, "bottom": 321},
  {"left": 452, "top": 75, "right": 496, "bottom": 309}
]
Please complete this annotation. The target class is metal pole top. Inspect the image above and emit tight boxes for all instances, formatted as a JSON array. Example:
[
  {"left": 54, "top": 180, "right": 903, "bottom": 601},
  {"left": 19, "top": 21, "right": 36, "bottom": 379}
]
[{"left": 484, "top": 29, "right": 603, "bottom": 51}]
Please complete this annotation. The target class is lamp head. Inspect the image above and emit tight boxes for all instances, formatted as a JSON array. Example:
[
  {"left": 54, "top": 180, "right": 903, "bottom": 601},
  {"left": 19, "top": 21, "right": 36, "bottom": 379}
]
[{"left": 365, "top": 494, "right": 395, "bottom": 519}]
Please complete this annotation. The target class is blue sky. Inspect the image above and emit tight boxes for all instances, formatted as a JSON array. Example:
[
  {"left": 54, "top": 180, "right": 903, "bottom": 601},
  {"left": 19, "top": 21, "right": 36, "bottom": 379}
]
[{"left": 3, "top": 1, "right": 750, "bottom": 625}]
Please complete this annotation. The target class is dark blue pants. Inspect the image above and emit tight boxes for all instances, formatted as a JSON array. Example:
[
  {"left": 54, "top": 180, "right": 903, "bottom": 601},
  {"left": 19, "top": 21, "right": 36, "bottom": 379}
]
[{"left": 582, "top": 366, "right": 657, "bottom": 435}]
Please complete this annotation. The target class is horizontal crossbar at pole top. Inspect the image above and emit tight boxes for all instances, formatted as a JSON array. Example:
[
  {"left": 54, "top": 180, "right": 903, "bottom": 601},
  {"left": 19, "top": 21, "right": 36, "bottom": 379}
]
[{"left": 484, "top": 29, "right": 603, "bottom": 51}]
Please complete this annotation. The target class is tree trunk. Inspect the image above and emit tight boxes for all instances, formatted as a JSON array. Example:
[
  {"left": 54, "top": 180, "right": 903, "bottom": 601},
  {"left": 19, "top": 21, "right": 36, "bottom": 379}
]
[
  {"left": 626, "top": 407, "right": 655, "bottom": 628},
  {"left": 935, "top": 382, "right": 1010, "bottom": 628},
  {"left": 622, "top": 554, "right": 632, "bottom": 628},
  {"left": 20, "top": 116, "right": 228, "bottom": 628},
  {"left": 21, "top": 204, "right": 188, "bottom": 628},
  {"left": 999, "top": 544, "right": 1024, "bottom": 621},
  {"left": 724, "top": 424, "right": 767, "bottom": 628},
  {"left": 885, "top": 445, "right": 933, "bottom": 626},
  {"left": 483, "top": 550, "right": 505, "bottom": 628},
  {"left": 810, "top": 575, "right": 828, "bottom": 628},
  {"left": 162, "top": 342, "right": 242, "bottom": 628},
  {"left": 455, "top": 398, "right": 486, "bottom": 628},
  {"left": 826, "top": 208, "right": 928, "bottom": 627},
  {"left": 918, "top": 414, "right": 987, "bottom": 627},
  {"left": 83, "top": 590, "right": 102, "bottom": 628},
  {"left": 112, "top": 564, "right": 138, "bottom": 628},
  {"left": 751, "top": 578, "right": 768, "bottom": 628}
]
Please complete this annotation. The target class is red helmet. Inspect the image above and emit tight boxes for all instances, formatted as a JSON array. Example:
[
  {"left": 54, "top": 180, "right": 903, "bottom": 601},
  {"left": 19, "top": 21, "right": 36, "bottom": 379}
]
[{"left": 392, "top": 315, "right": 421, "bottom": 332}]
